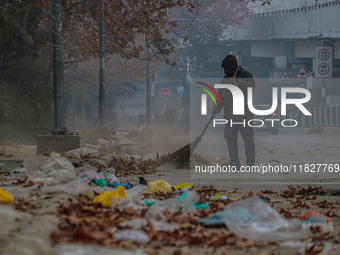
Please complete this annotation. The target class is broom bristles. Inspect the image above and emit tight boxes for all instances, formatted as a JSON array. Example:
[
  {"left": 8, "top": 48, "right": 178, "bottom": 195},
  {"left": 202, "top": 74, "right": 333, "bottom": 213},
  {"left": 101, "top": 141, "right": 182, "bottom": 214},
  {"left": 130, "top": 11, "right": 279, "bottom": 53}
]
[{"left": 165, "top": 138, "right": 201, "bottom": 166}]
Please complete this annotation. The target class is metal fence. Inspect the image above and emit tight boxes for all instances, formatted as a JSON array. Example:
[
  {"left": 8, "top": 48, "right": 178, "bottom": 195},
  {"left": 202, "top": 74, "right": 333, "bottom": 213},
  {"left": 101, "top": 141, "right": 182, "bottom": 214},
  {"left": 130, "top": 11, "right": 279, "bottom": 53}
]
[
  {"left": 248, "top": 0, "right": 340, "bottom": 18},
  {"left": 287, "top": 106, "right": 340, "bottom": 127}
]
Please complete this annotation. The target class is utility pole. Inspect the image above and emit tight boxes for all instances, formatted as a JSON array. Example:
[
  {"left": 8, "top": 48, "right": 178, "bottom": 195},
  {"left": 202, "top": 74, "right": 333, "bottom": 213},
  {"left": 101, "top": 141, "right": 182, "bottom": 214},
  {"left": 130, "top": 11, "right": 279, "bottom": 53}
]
[
  {"left": 145, "top": 39, "right": 151, "bottom": 125},
  {"left": 51, "top": 0, "right": 67, "bottom": 134},
  {"left": 98, "top": 0, "right": 106, "bottom": 128}
]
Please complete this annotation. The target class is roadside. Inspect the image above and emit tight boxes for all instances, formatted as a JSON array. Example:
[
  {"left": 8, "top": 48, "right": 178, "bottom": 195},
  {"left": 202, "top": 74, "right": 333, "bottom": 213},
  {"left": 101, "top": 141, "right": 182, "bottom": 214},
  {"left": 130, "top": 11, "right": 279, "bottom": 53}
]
[{"left": 0, "top": 128, "right": 339, "bottom": 254}]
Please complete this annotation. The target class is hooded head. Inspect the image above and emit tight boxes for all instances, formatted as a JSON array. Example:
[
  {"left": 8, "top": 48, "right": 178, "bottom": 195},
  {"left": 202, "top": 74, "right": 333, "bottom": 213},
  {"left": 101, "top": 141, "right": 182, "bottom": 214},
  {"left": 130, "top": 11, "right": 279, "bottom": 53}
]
[{"left": 221, "top": 55, "right": 238, "bottom": 77}]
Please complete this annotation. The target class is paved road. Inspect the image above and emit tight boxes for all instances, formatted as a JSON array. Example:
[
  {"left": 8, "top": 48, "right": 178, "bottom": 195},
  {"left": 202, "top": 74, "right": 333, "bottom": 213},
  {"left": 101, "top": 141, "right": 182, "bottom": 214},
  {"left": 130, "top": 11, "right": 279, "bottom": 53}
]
[{"left": 151, "top": 127, "right": 340, "bottom": 191}]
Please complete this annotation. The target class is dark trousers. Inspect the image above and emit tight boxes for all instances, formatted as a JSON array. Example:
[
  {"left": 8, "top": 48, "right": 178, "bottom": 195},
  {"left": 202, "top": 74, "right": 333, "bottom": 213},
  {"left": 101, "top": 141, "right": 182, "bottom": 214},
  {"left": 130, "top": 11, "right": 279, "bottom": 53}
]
[{"left": 224, "top": 125, "right": 255, "bottom": 166}]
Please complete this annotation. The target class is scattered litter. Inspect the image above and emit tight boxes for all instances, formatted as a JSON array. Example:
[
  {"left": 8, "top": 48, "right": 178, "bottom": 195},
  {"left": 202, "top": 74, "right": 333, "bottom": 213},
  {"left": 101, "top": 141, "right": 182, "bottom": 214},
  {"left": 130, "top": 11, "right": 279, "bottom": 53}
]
[
  {"left": 280, "top": 241, "right": 337, "bottom": 255},
  {"left": 108, "top": 182, "right": 131, "bottom": 189},
  {"left": 65, "top": 147, "right": 99, "bottom": 158},
  {"left": 143, "top": 180, "right": 172, "bottom": 194},
  {"left": 257, "top": 196, "right": 269, "bottom": 201},
  {"left": 42, "top": 170, "right": 96, "bottom": 195},
  {"left": 93, "top": 186, "right": 127, "bottom": 207},
  {"left": 138, "top": 177, "right": 148, "bottom": 185},
  {"left": 120, "top": 218, "right": 178, "bottom": 232},
  {"left": 300, "top": 210, "right": 332, "bottom": 223},
  {"left": 195, "top": 202, "right": 210, "bottom": 210},
  {"left": 210, "top": 194, "right": 237, "bottom": 201},
  {"left": 114, "top": 230, "right": 149, "bottom": 244},
  {"left": 54, "top": 243, "right": 146, "bottom": 255},
  {"left": 93, "top": 179, "right": 107, "bottom": 187},
  {"left": 94, "top": 171, "right": 120, "bottom": 183},
  {"left": 222, "top": 197, "right": 310, "bottom": 241},
  {"left": 175, "top": 191, "right": 198, "bottom": 213},
  {"left": 199, "top": 211, "right": 225, "bottom": 228},
  {"left": 303, "top": 126, "right": 323, "bottom": 135},
  {"left": 41, "top": 152, "right": 75, "bottom": 173},
  {"left": 144, "top": 200, "right": 155, "bottom": 206},
  {"left": 300, "top": 210, "right": 334, "bottom": 232},
  {"left": 0, "top": 187, "right": 14, "bottom": 203},
  {"left": 174, "top": 182, "right": 193, "bottom": 191}
]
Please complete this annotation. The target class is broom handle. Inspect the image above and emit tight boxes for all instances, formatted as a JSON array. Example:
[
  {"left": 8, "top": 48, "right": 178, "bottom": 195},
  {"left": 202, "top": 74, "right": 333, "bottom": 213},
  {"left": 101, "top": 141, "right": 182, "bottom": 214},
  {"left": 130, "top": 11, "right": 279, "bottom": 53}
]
[{"left": 197, "top": 113, "right": 216, "bottom": 141}]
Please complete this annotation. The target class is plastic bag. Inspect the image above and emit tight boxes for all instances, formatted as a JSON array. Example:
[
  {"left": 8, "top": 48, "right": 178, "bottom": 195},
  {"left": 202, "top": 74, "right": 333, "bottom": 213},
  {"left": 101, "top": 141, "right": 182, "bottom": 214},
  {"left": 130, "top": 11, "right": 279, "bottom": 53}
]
[
  {"left": 222, "top": 197, "right": 310, "bottom": 242},
  {"left": 94, "top": 171, "right": 120, "bottom": 183},
  {"left": 300, "top": 210, "right": 334, "bottom": 232},
  {"left": 174, "top": 191, "right": 198, "bottom": 213},
  {"left": 143, "top": 180, "right": 172, "bottom": 194},
  {"left": 0, "top": 187, "right": 14, "bottom": 203},
  {"left": 93, "top": 179, "right": 107, "bottom": 187},
  {"left": 118, "top": 185, "right": 147, "bottom": 211},
  {"left": 198, "top": 212, "right": 225, "bottom": 228},
  {"left": 93, "top": 186, "right": 127, "bottom": 207},
  {"left": 108, "top": 182, "right": 131, "bottom": 189},
  {"left": 54, "top": 243, "right": 146, "bottom": 255},
  {"left": 25, "top": 153, "right": 75, "bottom": 185},
  {"left": 195, "top": 202, "right": 210, "bottom": 210},
  {"left": 114, "top": 230, "right": 149, "bottom": 244},
  {"left": 144, "top": 200, "right": 155, "bottom": 206},
  {"left": 210, "top": 194, "right": 237, "bottom": 201},
  {"left": 41, "top": 152, "right": 74, "bottom": 173},
  {"left": 42, "top": 170, "right": 96, "bottom": 195},
  {"left": 145, "top": 204, "right": 166, "bottom": 221},
  {"left": 174, "top": 182, "right": 193, "bottom": 191},
  {"left": 300, "top": 210, "right": 332, "bottom": 223},
  {"left": 120, "top": 218, "right": 178, "bottom": 232},
  {"left": 65, "top": 147, "right": 99, "bottom": 158}
]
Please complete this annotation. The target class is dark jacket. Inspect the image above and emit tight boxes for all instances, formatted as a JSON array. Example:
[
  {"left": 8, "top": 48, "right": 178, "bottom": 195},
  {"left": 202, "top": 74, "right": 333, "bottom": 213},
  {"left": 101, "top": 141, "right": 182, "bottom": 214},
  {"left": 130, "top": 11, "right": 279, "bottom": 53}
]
[{"left": 219, "top": 66, "right": 255, "bottom": 120}]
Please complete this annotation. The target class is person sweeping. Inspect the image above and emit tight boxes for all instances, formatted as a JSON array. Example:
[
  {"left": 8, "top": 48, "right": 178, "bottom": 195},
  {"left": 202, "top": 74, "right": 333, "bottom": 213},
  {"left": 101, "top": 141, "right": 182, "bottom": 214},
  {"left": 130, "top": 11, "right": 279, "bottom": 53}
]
[
  {"left": 165, "top": 55, "right": 256, "bottom": 168},
  {"left": 212, "top": 55, "right": 256, "bottom": 169}
]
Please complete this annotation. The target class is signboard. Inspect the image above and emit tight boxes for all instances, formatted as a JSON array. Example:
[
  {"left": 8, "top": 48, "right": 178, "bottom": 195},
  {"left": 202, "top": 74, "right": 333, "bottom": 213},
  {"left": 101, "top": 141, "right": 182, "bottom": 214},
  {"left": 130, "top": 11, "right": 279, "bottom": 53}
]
[
  {"left": 315, "top": 47, "right": 332, "bottom": 78},
  {"left": 278, "top": 71, "right": 292, "bottom": 84},
  {"left": 159, "top": 88, "right": 171, "bottom": 99},
  {"left": 295, "top": 66, "right": 308, "bottom": 78}
]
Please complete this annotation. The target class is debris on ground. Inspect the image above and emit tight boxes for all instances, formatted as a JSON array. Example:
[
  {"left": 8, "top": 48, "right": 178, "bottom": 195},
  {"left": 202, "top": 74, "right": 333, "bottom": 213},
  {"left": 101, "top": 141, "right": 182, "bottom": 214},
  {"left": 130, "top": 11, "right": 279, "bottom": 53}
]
[
  {"left": 93, "top": 186, "right": 128, "bottom": 207},
  {"left": 143, "top": 180, "right": 172, "bottom": 195},
  {"left": 47, "top": 181, "right": 340, "bottom": 254},
  {"left": 1, "top": 141, "right": 340, "bottom": 254},
  {"left": 222, "top": 196, "right": 310, "bottom": 242},
  {"left": 0, "top": 186, "right": 14, "bottom": 203},
  {"left": 303, "top": 126, "right": 324, "bottom": 134}
]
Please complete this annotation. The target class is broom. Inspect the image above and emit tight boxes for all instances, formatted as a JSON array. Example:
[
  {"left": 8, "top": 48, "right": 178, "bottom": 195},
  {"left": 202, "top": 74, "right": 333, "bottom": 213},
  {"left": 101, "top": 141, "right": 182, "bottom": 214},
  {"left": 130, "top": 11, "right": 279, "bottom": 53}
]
[
  {"left": 165, "top": 113, "right": 216, "bottom": 166},
  {"left": 164, "top": 79, "right": 233, "bottom": 167}
]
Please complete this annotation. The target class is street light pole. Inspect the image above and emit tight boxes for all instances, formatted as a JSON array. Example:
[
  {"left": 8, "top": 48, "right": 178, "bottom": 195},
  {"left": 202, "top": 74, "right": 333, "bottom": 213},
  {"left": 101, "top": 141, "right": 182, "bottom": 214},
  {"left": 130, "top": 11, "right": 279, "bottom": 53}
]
[
  {"left": 51, "top": 0, "right": 67, "bottom": 134},
  {"left": 98, "top": 0, "right": 106, "bottom": 128}
]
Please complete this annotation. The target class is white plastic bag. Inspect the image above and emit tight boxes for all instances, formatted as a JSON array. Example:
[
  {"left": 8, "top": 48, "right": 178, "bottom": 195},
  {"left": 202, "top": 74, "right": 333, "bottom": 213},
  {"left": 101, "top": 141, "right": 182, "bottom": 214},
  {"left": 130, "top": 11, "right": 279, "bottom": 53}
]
[
  {"left": 120, "top": 218, "right": 178, "bottom": 232},
  {"left": 41, "top": 152, "right": 75, "bottom": 173},
  {"left": 114, "top": 230, "right": 149, "bottom": 244},
  {"left": 222, "top": 197, "right": 310, "bottom": 242},
  {"left": 54, "top": 243, "right": 146, "bottom": 255},
  {"left": 42, "top": 170, "right": 96, "bottom": 195},
  {"left": 174, "top": 191, "right": 198, "bottom": 213},
  {"left": 65, "top": 147, "right": 99, "bottom": 158}
]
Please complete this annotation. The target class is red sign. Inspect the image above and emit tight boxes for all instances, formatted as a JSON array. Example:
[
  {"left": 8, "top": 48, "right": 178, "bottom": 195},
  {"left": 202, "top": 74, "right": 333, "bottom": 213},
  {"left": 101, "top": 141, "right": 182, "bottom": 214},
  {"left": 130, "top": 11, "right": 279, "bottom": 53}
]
[
  {"left": 278, "top": 71, "right": 292, "bottom": 84},
  {"left": 159, "top": 88, "right": 171, "bottom": 99},
  {"left": 295, "top": 66, "right": 308, "bottom": 78}
]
